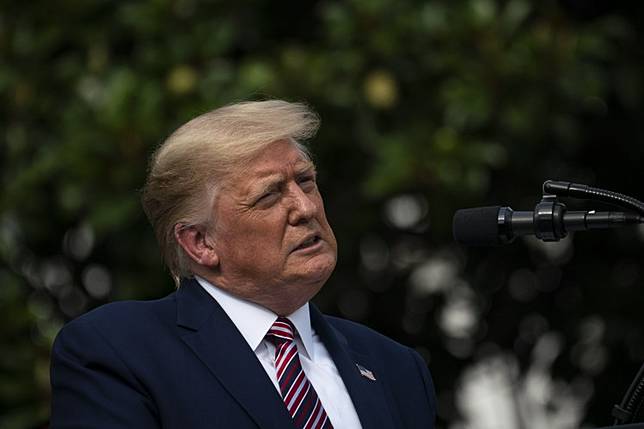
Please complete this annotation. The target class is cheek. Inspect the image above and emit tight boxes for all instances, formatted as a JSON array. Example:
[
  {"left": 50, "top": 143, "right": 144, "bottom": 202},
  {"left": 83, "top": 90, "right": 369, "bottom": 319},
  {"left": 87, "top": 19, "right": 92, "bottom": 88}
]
[
  {"left": 235, "top": 222, "right": 287, "bottom": 262},
  {"left": 315, "top": 203, "right": 336, "bottom": 245},
  {"left": 313, "top": 196, "right": 329, "bottom": 222}
]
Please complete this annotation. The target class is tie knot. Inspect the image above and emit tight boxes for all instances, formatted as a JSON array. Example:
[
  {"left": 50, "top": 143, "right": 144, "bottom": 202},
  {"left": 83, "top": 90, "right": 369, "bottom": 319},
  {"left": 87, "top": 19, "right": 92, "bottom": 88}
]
[{"left": 267, "top": 317, "right": 295, "bottom": 345}]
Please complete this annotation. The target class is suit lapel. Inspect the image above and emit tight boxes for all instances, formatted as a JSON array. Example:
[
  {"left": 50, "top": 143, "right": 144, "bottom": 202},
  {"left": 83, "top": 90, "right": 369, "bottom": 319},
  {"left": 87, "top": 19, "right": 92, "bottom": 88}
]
[
  {"left": 175, "top": 279, "right": 293, "bottom": 429},
  {"left": 310, "top": 306, "right": 397, "bottom": 429}
]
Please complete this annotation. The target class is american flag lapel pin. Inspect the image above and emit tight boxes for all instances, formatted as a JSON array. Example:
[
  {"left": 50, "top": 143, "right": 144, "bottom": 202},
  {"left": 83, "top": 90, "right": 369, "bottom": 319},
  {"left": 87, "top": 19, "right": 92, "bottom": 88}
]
[{"left": 356, "top": 363, "right": 376, "bottom": 381}]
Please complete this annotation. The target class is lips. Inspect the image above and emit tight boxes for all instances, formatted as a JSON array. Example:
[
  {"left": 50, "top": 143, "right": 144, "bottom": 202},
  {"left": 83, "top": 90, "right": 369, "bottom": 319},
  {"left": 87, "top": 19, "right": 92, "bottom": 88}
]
[{"left": 292, "top": 233, "right": 321, "bottom": 252}]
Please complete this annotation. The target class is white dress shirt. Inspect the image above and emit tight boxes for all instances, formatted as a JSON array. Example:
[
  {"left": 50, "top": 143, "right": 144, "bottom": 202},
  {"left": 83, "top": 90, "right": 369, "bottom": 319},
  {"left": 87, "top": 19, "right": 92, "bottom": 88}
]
[{"left": 196, "top": 276, "right": 363, "bottom": 428}]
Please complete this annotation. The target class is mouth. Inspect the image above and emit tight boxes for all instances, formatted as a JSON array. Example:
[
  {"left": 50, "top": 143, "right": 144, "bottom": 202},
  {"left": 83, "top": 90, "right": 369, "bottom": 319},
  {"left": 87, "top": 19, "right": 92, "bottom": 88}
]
[{"left": 292, "top": 234, "right": 322, "bottom": 252}]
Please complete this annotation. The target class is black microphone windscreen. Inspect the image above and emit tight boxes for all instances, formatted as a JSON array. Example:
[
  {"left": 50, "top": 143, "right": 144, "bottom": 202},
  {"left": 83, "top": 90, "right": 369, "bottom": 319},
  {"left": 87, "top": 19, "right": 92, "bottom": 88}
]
[{"left": 453, "top": 206, "right": 502, "bottom": 245}]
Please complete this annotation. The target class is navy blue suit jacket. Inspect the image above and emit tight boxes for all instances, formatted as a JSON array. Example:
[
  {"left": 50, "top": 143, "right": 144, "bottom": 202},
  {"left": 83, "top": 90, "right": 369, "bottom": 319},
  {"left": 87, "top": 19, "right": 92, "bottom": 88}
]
[{"left": 50, "top": 278, "right": 436, "bottom": 428}]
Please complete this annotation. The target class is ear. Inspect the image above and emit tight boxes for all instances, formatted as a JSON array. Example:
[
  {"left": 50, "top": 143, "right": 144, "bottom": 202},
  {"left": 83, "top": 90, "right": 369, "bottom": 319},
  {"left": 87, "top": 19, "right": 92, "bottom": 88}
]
[{"left": 174, "top": 224, "right": 219, "bottom": 268}]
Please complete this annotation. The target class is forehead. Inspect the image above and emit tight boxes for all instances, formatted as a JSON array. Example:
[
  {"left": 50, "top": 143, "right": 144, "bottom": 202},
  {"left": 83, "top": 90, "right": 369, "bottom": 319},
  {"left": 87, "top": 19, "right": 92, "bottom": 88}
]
[
  {"left": 225, "top": 140, "right": 314, "bottom": 191},
  {"left": 248, "top": 141, "right": 312, "bottom": 176}
]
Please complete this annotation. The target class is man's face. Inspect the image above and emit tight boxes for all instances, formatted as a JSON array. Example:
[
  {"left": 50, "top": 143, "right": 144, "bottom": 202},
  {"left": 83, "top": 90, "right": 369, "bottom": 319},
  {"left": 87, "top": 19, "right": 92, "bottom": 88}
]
[{"left": 206, "top": 139, "right": 337, "bottom": 315}]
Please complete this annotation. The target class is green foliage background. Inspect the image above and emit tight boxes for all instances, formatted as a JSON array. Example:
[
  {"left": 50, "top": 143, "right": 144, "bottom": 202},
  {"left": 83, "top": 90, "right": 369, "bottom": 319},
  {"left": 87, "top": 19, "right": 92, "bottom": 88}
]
[{"left": 2, "top": 0, "right": 644, "bottom": 427}]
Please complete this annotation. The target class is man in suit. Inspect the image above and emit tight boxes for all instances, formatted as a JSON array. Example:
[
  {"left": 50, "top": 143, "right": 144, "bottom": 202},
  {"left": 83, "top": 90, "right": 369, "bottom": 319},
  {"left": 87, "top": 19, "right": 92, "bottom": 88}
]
[{"left": 50, "top": 100, "right": 436, "bottom": 428}]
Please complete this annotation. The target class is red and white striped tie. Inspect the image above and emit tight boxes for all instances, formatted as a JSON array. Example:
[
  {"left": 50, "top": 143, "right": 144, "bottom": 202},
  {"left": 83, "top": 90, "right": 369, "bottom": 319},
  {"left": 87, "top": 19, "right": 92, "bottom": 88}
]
[{"left": 266, "top": 317, "right": 334, "bottom": 429}]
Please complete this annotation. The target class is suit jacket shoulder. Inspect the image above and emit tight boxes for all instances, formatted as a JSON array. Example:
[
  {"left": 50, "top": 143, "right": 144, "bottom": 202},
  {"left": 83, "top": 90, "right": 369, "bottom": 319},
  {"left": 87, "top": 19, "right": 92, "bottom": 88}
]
[{"left": 51, "top": 281, "right": 436, "bottom": 429}]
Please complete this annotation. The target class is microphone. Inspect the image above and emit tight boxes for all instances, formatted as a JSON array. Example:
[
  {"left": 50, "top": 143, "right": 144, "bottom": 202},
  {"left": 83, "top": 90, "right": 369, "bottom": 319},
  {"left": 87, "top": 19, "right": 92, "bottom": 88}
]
[{"left": 453, "top": 205, "right": 643, "bottom": 246}]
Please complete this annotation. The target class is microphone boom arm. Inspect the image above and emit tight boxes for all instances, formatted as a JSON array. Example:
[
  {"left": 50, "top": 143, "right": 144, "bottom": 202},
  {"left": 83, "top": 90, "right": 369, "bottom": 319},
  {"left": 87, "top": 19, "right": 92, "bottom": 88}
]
[{"left": 543, "top": 180, "right": 644, "bottom": 216}]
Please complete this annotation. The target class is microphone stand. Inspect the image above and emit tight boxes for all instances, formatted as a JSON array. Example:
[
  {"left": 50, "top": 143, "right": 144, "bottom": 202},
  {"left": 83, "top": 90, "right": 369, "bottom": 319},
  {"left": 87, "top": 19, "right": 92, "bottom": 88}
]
[{"left": 534, "top": 181, "right": 644, "bottom": 427}]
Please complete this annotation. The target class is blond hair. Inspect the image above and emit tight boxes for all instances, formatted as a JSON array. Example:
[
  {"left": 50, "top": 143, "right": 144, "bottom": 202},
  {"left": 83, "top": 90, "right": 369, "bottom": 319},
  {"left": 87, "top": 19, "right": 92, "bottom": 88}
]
[{"left": 141, "top": 100, "right": 320, "bottom": 284}]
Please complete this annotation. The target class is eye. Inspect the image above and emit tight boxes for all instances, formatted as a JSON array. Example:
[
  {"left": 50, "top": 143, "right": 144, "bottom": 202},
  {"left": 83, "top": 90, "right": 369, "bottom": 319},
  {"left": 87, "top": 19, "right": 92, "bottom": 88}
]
[
  {"left": 255, "top": 191, "right": 279, "bottom": 206},
  {"left": 298, "top": 175, "right": 317, "bottom": 191}
]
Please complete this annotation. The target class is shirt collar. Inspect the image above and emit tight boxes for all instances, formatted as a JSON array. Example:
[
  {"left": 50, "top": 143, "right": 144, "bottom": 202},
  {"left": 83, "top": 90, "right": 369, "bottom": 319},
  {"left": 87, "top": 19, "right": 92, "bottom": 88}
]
[
  {"left": 287, "top": 303, "right": 314, "bottom": 360},
  {"left": 195, "top": 276, "right": 315, "bottom": 359}
]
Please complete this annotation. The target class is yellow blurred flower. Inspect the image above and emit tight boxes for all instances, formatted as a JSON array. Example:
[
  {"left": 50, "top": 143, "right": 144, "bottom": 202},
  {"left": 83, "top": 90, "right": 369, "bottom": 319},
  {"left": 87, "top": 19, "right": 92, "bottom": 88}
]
[
  {"left": 364, "top": 70, "right": 398, "bottom": 109},
  {"left": 167, "top": 65, "right": 198, "bottom": 95}
]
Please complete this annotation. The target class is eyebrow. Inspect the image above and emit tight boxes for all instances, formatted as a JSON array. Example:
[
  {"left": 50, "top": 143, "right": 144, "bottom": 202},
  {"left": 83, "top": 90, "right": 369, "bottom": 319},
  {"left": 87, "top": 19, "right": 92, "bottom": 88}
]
[
  {"left": 246, "top": 162, "right": 316, "bottom": 198},
  {"left": 293, "top": 162, "right": 317, "bottom": 177}
]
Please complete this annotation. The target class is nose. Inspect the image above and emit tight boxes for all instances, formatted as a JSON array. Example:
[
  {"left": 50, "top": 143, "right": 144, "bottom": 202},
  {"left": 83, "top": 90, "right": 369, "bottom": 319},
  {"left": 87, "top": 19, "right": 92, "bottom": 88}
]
[{"left": 287, "top": 183, "right": 316, "bottom": 225}]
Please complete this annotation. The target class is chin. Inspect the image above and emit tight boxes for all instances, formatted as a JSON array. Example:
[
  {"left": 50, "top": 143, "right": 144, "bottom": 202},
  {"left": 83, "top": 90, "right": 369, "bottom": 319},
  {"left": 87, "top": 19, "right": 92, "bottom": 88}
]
[
  {"left": 287, "top": 258, "right": 334, "bottom": 291},
  {"left": 308, "top": 254, "right": 336, "bottom": 281}
]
